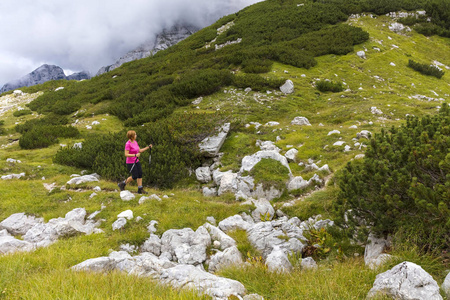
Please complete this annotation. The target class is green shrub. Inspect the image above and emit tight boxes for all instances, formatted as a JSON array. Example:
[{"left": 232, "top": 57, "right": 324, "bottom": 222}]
[
  {"left": 15, "top": 114, "right": 69, "bottom": 134},
  {"left": 54, "top": 112, "right": 224, "bottom": 188},
  {"left": 13, "top": 109, "right": 33, "bottom": 117},
  {"left": 171, "top": 69, "right": 233, "bottom": 99},
  {"left": 19, "top": 125, "right": 79, "bottom": 149},
  {"left": 241, "top": 59, "right": 273, "bottom": 73},
  {"left": 408, "top": 59, "right": 445, "bottom": 79},
  {"left": 316, "top": 80, "right": 344, "bottom": 93},
  {"left": 334, "top": 104, "right": 450, "bottom": 252},
  {"left": 232, "top": 74, "right": 285, "bottom": 91}
]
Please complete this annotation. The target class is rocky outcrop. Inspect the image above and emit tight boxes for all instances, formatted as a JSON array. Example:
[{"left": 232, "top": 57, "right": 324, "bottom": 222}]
[
  {"left": 1, "top": 64, "right": 90, "bottom": 94},
  {"left": 367, "top": 261, "right": 443, "bottom": 300},
  {"left": 364, "top": 234, "right": 392, "bottom": 269},
  {"left": 199, "top": 123, "right": 230, "bottom": 157},
  {"left": 96, "top": 25, "right": 198, "bottom": 75}
]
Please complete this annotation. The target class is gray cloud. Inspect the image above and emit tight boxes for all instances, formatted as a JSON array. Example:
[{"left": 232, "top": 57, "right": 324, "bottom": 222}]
[{"left": 0, "top": 0, "right": 262, "bottom": 87}]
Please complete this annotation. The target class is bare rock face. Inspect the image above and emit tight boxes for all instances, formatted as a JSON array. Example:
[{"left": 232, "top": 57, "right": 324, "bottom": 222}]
[
  {"left": 1, "top": 64, "right": 90, "bottom": 93},
  {"left": 0, "top": 213, "right": 44, "bottom": 235},
  {"left": 367, "top": 261, "right": 443, "bottom": 300},
  {"left": 96, "top": 25, "right": 198, "bottom": 75}
]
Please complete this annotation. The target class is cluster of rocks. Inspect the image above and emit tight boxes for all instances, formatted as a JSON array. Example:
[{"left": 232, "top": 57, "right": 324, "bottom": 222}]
[
  {"left": 72, "top": 199, "right": 332, "bottom": 299},
  {"left": 0, "top": 208, "right": 102, "bottom": 255},
  {"left": 0, "top": 90, "right": 42, "bottom": 117}
]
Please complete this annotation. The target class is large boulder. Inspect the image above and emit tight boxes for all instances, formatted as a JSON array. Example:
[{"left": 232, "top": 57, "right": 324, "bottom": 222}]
[
  {"left": 367, "top": 261, "right": 443, "bottom": 300},
  {"left": 0, "top": 213, "right": 44, "bottom": 235},
  {"left": 364, "top": 233, "right": 391, "bottom": 269},
  {"left": 196, "top": 167, "right": 212, "bottom": 183},
  {"left": 208, "top": 246, "right": 243, "bottom": 273},
  {"left": 199, "top": 123, "right": 230, "bottom": 157},
  {"left": 240, "top": 150, "right": 291, "bottom": 174},
  {"left": 159, "top": 264, "right": 246, "bottom": 299},
  {"left": 218, "top": 215, "right": 252, "bottom": 233},
  {"left": 203, "top": 223, "right": 237, "bottom": 250},
  {"left": 442, "top": 271, "right": 450, "bottom": 299},
  {"left": 218, "top": 172, "right": 238, "bottom": 195},
  {"left": 287, "top": 176, "right": 309, "bottom": 191},
  {"left": 0, "top": 235, "right": 35, "bottom": 255},
  {"left": 251, "top": 199, "right": 275, "bottom": 222},
  {"left": 140, "top": 234, "right": 162, "bottom": 256},
  {"left": 265, "top": 246, "right": 293, "bottom": 273},
  {"left": 160, "top": 227, "right": 211, "bottom": 265},
  {"left": 280, "top": 80, "right": 294, "bottom": 94}
]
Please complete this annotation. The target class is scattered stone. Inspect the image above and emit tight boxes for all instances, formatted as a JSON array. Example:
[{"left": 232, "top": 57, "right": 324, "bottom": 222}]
[
  {"left": 0, "top": 235, "right": 34, "bottom": 255},
  {"left": 333, "top": 141, "right": 346, "bottom": 146},
  {"left": 357, "top": 130, "right": 371, "bottom": 139},
  {"left": 371, "top": 107, "right": 383, "bottom": 115},
  {"left": 208, "top": 246, "right": 243, "bottom": 273},
  {"left": 367, "top": 261, "right": 442, "bottom": 300},
  {"left": 280, "top": 80, "right": 294, "bottom": 94},
  {"left": 66, "top": 173, "right": 100, "bottom": 185},
  {"left": 117, "top": 210, "right": 133, "bottom": 220},
  {"left": 0, "top": 213, "right": 44, "bottom": 235},
  {"left": 120, "top": 243, "right": 138, "bottom": 254},
  {"left": 112, "top": 218, "right": 127, "bottom": 231},
  {"left": 287, "top": 176, "right": 309, "bottom": 191},
  {"left": 240, "top": 150, "right": 291, "bottom": 174},
  {"left": 301, "top": 257, "right": 318, "bottom": 270},
  {"left": 6, "top": 158, "right": 21, "bottom": 163},
  {"left": 266, "top": 246, "right": 293, "bottom": 273},
  {"left": 1, "top": 173, "right": 25, "bottom": 180},
  {"left": 138, "top": 196, "right": 149, "bottom": 204},
  {"left": 93, "top": 186, "right": 101, "bottom": 192},
  {"left": 149, "top": 194, "right": 162, "bottom": 202},
  {"left": 291, "top": 117, "right": 311, "bottom": 126},
  {"left": 147, "top": 220, "right": 159, "bottom": 234},
  {"left": 285, "top": 148, "right": 298, "bottom": 162},
  {"left": 120, "top": 191, "right": 135, "bottom": 201},
  {"left": 442, "top": 272, "right": 450, "bottom": 299},
  {"left": 141, "top": 234, "right": 162, "bottom": 256},
  {"left": 328, "top": 130, "right": 340, "bottom": 135},
  {"left": 203, "top": 187, "right": 217, "bottom": 197},
  {"left": 196, "top": 167, "right": 212, "bottom": 183},
  {"left": 357, "top": 51, "right": 366, "bottom": 59},
  {"left": 218, "top": 215, "right": 252, "bottom": 233}
]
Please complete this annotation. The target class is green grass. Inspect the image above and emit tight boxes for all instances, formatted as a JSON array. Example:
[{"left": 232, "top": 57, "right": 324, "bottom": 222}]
[{"left": 0, "top": 10, "right": 449, "bottom": 300}]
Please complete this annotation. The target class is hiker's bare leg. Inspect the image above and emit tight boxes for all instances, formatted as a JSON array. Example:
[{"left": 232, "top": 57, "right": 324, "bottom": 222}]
[
  {"left": 137, "top": 178, "right": 143, "bottom": 186},
  {"left": 126, "top": 176, "right": 133, "bottom": 184}
]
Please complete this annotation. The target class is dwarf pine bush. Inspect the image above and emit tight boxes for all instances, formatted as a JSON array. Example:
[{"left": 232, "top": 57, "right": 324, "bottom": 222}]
[
  {"left": 408, "top": 59, "right": 445, "bottom": 79},
  {"left": 334, "top": 104, "right": 450, "bottom": 252}
]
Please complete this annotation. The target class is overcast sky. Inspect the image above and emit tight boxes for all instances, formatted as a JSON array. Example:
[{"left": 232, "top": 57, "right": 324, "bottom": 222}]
[{"left": 0, "top": 0, "right": 262, "bottom": 87}]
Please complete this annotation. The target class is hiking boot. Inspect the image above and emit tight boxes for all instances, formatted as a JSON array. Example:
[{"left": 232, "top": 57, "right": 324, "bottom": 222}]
[
  {"left": 137, "top": 187, "right": 148, "bottom": 194},
  {"left": 118, "top": 181, "right": 126, "bottom": 191}
]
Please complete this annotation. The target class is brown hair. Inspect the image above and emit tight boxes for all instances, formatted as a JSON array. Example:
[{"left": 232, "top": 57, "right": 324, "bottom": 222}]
[{"left": 127, "top": 130, "right": 136, "bottom": 140}]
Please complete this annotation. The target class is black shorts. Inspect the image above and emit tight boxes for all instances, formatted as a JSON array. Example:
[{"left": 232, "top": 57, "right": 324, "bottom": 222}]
[{"left": 127, "top": 161, "right": 143, "bottom": 180}]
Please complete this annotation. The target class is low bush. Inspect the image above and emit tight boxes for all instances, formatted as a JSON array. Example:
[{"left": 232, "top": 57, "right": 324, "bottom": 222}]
[
  {"left": 316, "top": 80, "right": 344, "bottom": 93},
  {"left": 334, "top": 104, "right": 450, "bottom": 252},
  {"left": 232, "top": 74, "right": 285, "bottom": 91},
  {"left": 15, "top": 114, "right": 69, "bottom": 134},
  {"left": 19, "top": 125, "right": 79, "bottom": 149},
  {"left": 13, "top": 109, "right": 33, "bottom": 117},
  {"left": 408, "top": 59, "right": 445, "bottom": 79}
]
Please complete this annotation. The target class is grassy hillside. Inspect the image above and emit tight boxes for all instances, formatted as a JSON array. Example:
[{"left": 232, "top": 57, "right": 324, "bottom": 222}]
[{"left": 0, "top": 0, "right": 449, "bottom": 299}]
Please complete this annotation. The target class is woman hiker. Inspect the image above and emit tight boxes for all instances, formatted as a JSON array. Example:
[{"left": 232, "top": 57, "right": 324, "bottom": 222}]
[{"left": 118, "top": 130, "right": 152, "bottom": 194}]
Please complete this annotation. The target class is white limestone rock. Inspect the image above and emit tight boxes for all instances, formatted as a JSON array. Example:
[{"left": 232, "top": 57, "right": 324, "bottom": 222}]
[
  {"left": 112, "top": 218, "right": 127, "bottom": 231},
  {"left": 265, "top": 246, "right": 293, "bottom": 273},
  {"left": 66, "top": 173, "right": 100, "bottom": 185},
  {"left": 357, "top": 130, "right": 371, "bottom": 139},
  {"left": 251, "top": 199, "right": 275, "bottom": 222},
  {"left": 203, "top": 187, "right": 217, "bottom": 197},
  {"left": 287, "top": 176, "right": 309, "bottom": 191},
  {"left": 218, "top": 172, "right": 238, "bottom": 195},
  {"left": 280, "top": 80, "right": 294, "bottom": 94},
  {"left": 199, "top": 123, "right": 230, "bottom": 157},
  {"left": 196, "top": 167, "right": 212, "bottom": 183},
  {"left": 301, "top": 257, "right": 318, "bottom": 270},
  {"left": 367, "top": 261, "right": 442, "bottom": 300},
  {"left": 117, "top": 210, "right": 133, "bottom": 220},
  {"left": 365, "top": 233, "right": 391, "bottom": 269},
  {"left": 208, "top": 246, "right": 243, "bottom": 273},
  {"left": 0, "top": 213, "right": 44, "bottom": 235},
  {"left": 160, "top": 227, "right": 211, "bottom": 265},
  {"left": 357, "top": 50, "right": 366, "bottom": 59},
  {"left": 218, "top": 215, "right": 252, "bottom": 233},
  {"left": 140, "top": 234, "right": 162, "bottom": 256},
  {"left": 159, "top": 264, "right": 246, "bottom": 299},
  {"left": 0, "top": 235, "right": 35, "bottom": 255},
  {"left": 203, "top": 223, "right": 236, "bottom": 250},
  {"left": 120, "top": 191, "right": 135, "bottom": 201},
  {"left": 1, "top": 173, "right": 25, "bottom": 180},
  {"left": 291, "top": 117, "right": 311, "bottom": 126},
  {"left": 442, "top": 271, "right": 450, "bottom": 299},
  {"left": 284, "top": 148, "right": 298, "bottom": 162},
  {"left": 240, "top": 150, "right": 291, "bottom": 174}
]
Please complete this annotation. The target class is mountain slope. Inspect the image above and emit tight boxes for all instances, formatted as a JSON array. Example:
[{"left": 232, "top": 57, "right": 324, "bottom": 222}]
[{"left": 0, "top": 0, "right": 449, "bottom": 299}]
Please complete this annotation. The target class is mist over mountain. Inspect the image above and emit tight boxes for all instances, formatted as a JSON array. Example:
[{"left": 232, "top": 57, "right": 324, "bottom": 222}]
[{"left": 0, "top": 0, "right": 263, "bottom": 87}]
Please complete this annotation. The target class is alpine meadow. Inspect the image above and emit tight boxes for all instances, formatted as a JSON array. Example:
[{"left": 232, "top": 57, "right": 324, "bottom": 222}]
[{"left": 0, "top": 0, "right": 449, "bottom": 299}]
